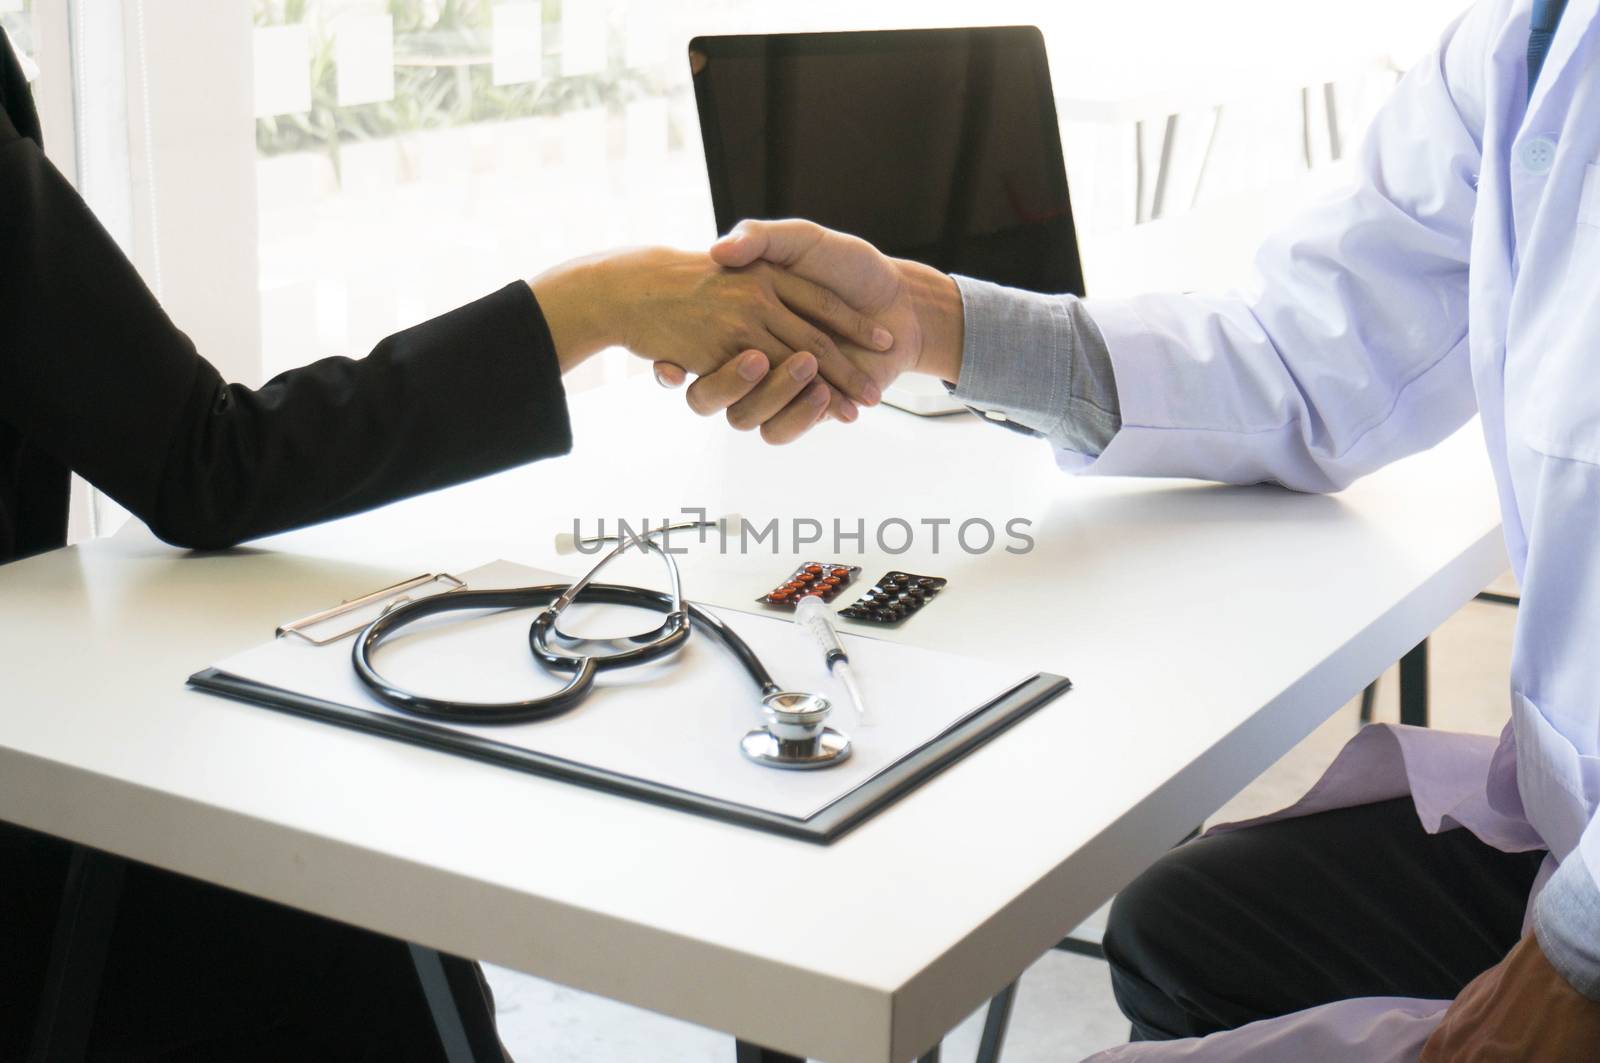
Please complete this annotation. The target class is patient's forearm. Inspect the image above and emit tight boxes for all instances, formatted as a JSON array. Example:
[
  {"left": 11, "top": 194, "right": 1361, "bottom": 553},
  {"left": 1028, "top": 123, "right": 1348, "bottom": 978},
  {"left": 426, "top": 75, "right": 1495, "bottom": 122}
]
[{"left": 528, "top": 254, "right": 617, "bottom": 374}]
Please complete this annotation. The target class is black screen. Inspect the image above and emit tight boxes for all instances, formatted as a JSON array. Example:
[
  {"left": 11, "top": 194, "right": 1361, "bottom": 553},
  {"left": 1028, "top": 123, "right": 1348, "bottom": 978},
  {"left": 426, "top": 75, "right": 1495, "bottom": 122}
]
[{"left": 691, "top": 27, "right": 1084, "bottom": 296}]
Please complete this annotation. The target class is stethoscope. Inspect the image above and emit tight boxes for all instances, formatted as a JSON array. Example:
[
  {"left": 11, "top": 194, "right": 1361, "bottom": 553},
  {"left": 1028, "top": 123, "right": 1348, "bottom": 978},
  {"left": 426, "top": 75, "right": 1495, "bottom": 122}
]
[{"left": 351, "top": 519, "right": 852, "bottom": 769}]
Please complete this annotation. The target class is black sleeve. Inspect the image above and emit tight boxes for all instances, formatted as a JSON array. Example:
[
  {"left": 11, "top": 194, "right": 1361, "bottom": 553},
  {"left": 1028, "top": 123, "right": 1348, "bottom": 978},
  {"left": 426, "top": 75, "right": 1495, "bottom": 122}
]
[{"left": 0, "top": 103, "right": 573, "bottom": 551}]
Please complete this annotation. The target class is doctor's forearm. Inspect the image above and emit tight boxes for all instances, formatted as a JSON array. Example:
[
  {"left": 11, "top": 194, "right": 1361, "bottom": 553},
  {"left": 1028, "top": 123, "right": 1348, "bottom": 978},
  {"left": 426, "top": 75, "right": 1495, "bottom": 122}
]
[
  {"left": 1533, "top": 853, "right": 1600, "bottom": 1000},
  {"left": 941, "top": 274, "right": 1122, "bottom": 456}
]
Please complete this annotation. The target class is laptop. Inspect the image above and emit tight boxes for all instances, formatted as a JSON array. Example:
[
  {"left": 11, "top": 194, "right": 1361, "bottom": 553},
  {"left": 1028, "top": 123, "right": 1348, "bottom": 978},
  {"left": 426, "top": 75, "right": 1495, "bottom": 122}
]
[{"left": 690, "top": 26, "right": 1083, "bottom": 414}]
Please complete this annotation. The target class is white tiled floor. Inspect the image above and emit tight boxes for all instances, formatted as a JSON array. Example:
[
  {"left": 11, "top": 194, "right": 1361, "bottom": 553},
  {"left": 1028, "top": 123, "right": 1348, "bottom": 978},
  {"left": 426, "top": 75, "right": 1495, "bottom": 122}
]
[{"left": 485, "top": 581, "right": 1520, "bottom": 1062}]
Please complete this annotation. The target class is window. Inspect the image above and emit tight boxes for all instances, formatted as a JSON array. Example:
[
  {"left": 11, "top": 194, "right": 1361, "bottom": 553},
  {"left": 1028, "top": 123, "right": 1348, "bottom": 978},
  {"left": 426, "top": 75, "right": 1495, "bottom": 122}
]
[
  {"left": 253, "top": 0, "right": 734, "bottom": 385},
  {"left": 245, "top": 0, "right": 1468, "bottom": 384},
  {"left": 33, "top": 0, "right": 1470, "bottom": 543},
  {"left": 0, "top": 1, "right": 35, "bottom": 68}
]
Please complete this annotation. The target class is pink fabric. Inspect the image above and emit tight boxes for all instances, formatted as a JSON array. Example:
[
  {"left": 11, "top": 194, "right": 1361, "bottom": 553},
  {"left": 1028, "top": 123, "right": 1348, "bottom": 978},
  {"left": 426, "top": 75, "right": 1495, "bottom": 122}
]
[
  {"left": 1086, "top": 998, "right": 1451, "bottom": 1063},
  {"left": 1205, "top": 723, "right": 1544, "bottom": 853}
]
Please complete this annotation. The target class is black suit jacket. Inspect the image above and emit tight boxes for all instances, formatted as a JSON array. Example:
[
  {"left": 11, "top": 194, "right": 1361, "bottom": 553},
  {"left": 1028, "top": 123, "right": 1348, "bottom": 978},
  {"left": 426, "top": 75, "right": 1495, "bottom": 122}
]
[{"left": 0, "top": 34, "right": 572, "bottom": 565}]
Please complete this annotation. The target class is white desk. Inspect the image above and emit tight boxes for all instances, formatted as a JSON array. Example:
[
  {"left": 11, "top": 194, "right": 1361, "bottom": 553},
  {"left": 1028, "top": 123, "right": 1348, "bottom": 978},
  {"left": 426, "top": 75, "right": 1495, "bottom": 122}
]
[{"left": 0, "top": 380, "right": 1504, "bottom": 1062}]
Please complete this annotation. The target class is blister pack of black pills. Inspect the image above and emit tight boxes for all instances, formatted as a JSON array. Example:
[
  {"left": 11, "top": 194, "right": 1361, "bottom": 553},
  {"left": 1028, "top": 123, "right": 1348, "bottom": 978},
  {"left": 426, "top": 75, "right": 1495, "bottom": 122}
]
[
  {"left": 756, "top": 561, "right": 862, "bottom": 608},
  {"left": 837, "top": 571, "right": 947, "bottom": 624}
]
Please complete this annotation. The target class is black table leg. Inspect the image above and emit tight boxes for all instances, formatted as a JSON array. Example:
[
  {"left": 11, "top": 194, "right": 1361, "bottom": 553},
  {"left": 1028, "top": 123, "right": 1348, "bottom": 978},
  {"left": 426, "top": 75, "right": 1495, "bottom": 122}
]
[
  {"left": 1399, "top": 639, "right": 1429, "bottom": 728},
  {"left": 976, "top": 980, "right": 1018, "bottom": 1063},
  {"left": 1358, "top": 679, "right": 1379, "bottom": 724},
  {"left": 28, "top": 845, "right": 127, "bottom": 1063},
  {"left": 1053, "top": 936, "right": 1108, "bottom": 961},
  {"left": 732, "top": 1039, "right": 941, "bottom": 1061},
  {"left": 409, "top": 944, "right": 509, "bottom": 1062},
  {"left": 734, "top": 1042, "right": 804, "bottom": 1062}
]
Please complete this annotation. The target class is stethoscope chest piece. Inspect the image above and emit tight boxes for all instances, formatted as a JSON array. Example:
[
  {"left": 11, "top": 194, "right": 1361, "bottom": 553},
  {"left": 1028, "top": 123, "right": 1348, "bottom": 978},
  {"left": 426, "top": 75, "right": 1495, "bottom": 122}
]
[{"left": 740, "top": 690, "right": 852, "bottom": 770}]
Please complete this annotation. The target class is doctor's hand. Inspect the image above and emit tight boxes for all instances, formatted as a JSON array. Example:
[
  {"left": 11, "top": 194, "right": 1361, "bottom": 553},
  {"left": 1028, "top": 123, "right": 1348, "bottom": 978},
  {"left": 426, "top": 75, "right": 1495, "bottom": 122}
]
[
  {"left": 530, "top": 247, "right": 891, "bottom": 431},
  {"left": 1419, "top": 933, "right": 1600, "bottom": 1062},
  {"left": 651, "top": 220, "right": 966, "bottom": 437}
]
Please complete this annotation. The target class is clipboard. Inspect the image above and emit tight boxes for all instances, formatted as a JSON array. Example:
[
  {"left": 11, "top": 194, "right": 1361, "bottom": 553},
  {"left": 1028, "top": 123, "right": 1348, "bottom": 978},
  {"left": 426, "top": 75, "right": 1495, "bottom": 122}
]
[{"left": 190, "top": 562, "right": 1071, "bottom": 844}]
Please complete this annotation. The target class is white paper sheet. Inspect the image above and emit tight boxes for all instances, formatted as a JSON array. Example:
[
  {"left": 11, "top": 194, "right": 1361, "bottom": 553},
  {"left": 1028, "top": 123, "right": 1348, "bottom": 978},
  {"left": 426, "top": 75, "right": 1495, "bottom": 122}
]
[{"left": 208, "top": 562, "right": 1027, "bottom": 821}]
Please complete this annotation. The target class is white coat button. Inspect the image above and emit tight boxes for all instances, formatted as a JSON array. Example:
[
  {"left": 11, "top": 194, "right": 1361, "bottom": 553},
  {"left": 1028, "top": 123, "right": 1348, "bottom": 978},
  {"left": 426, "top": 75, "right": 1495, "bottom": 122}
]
[{"left": 1519, "top": 136, "right": 1557, "bottom": 175}]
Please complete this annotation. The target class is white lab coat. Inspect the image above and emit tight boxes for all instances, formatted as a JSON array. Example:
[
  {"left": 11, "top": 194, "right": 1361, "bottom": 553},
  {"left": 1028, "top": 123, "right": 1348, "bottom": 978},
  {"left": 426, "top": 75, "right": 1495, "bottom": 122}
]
[{"left": 1071, "top": 0, "right": 1600, "bottom": 1058}]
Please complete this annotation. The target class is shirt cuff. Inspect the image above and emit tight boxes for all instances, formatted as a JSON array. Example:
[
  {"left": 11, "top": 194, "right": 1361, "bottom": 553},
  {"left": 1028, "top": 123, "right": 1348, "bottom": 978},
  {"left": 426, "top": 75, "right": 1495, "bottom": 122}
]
[
  {"left": 950, "top": 275, "right": 1121, "bottom": 457},
  {"left": 1534, "top": 855, "right": 1600, "bottom": 1001}
]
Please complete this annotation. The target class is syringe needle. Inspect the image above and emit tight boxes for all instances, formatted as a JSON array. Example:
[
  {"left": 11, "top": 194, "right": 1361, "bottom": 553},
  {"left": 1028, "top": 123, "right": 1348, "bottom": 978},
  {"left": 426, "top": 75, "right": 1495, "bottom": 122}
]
[
  {"left": 835, "top": 660, "right": 871, "bottom": 726},
  {"left": 795, "top": 594, "right": 874, "bottom": 726}
]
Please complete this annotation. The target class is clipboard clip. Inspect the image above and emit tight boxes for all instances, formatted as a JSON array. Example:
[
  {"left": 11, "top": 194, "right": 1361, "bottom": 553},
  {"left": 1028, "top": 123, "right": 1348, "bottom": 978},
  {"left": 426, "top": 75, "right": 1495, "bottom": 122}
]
[{"left": 276, "top": 573, "right": 467, "bottom": 647}]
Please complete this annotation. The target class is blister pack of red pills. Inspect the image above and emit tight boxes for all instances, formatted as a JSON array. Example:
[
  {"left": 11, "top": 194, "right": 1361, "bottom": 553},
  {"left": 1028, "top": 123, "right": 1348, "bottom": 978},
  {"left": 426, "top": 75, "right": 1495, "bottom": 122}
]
[{"left": 755, "top": 561, "right": 862, "bottom": 608}]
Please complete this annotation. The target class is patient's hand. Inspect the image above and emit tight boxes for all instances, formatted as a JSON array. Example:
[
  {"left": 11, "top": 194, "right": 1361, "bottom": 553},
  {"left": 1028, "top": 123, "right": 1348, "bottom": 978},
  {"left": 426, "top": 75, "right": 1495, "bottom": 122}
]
[{"left": 653, "top": 220, "right": 966, "bottom": 439}]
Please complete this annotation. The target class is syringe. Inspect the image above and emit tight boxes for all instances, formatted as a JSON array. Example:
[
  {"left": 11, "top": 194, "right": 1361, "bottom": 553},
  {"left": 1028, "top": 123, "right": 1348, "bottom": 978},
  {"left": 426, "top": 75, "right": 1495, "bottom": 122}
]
[{"left": 794, "top": 594, "right": 871, "bottom": 725}]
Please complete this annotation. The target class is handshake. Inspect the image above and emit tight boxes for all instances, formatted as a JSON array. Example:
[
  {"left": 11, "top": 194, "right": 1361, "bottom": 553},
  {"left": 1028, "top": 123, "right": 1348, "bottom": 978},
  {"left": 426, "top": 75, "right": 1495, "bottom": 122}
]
[{"left": 529, "top": 220, "right": 967, "bottom": 444}]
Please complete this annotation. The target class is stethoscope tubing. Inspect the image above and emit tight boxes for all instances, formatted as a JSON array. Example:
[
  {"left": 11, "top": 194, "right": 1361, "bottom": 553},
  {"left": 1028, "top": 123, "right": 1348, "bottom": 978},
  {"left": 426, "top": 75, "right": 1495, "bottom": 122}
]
[{"left": 352, "top": 582, "right": 780, "bottom": 725}]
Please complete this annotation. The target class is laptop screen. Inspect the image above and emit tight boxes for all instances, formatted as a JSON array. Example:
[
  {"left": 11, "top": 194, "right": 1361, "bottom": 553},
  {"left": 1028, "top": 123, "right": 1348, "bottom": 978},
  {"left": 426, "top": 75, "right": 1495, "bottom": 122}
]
[{"left": 690, "top": 26, "right": 1084, "bottom": 296}]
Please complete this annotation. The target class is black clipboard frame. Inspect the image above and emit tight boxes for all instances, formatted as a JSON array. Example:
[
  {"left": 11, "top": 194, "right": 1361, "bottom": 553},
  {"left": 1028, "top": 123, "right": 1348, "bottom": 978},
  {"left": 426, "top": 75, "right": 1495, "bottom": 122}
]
[{"left": 189, "top": 668, "right": 1070, "bottom": 843}]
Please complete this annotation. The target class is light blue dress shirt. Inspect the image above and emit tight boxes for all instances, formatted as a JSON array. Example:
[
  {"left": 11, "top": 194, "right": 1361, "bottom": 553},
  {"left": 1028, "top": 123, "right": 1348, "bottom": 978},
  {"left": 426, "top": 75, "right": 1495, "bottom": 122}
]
[{"left": 951, "top": 0, "right": 1600, "bottom": 1003}]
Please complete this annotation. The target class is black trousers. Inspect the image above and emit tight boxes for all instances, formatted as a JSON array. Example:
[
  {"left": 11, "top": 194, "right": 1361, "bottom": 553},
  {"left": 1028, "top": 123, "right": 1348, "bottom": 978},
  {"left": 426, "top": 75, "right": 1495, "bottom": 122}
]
[
  {"left": 1103, "top": 797, "right": 1547, "bottom": 1042},
  {"left": 1, "top": 821, "right": 503, "bottom": 1062}
]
